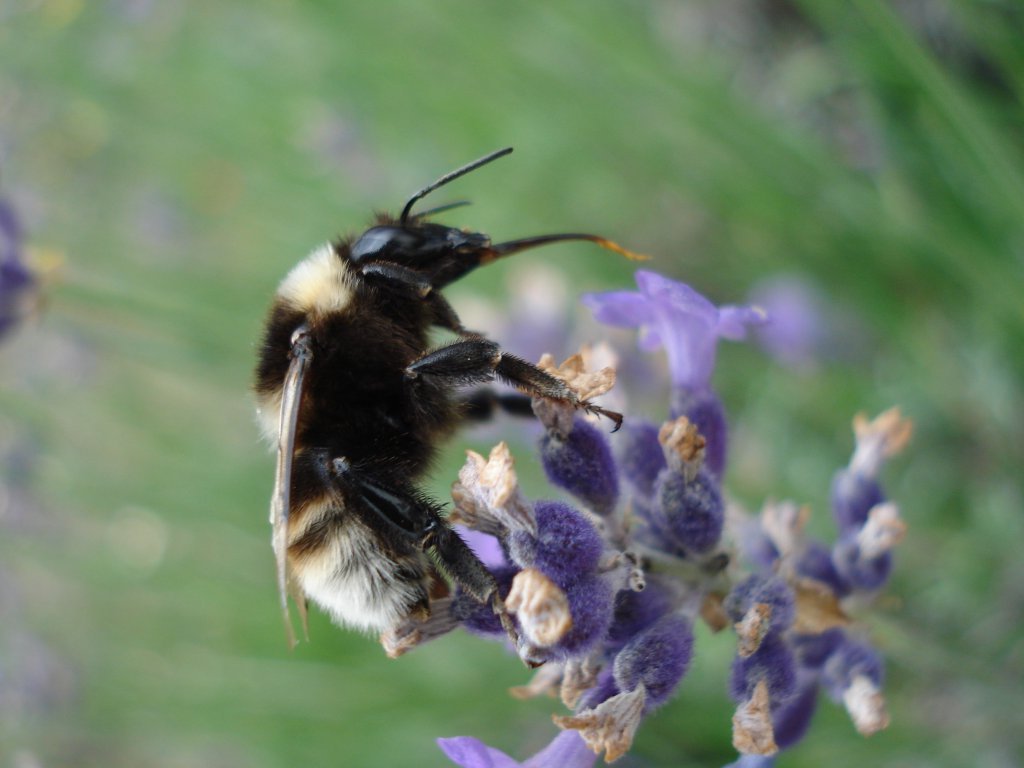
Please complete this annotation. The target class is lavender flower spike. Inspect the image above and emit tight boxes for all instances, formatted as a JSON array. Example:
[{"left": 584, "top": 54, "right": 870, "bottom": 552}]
[{"left": 582, "top": 270, "right": 766, "bottom": 392}]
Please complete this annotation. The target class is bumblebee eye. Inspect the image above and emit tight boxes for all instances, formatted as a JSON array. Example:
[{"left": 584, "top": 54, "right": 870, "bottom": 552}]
[{"left": 350, "top": 226, "right": 417, "bottom": 264}]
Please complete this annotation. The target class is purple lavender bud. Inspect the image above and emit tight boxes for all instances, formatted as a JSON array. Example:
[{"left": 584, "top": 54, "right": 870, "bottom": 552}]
[
  {"left": 655, "top": 467, "right": 724, "bottom": 555},
  {"left": 578, "top": 666, "right": 620, "bottom": 710},
  {"left": 507, "top": 500, "right": 604, "bottom": 586},
  {"left": 452, "top": 565, "right": 518, "bottom": 637},
  {"left": 832, "top": 534, "right": 892, "bottom": 592},
  {"left": 724, "top": 574, "right": 796, "bottom": 636},
  {"left": 630, "top": 495, "right": 673, "bottom": 552},
  {"left": 541, "top": 417, "right": 619, "bottom": 515},
  {"left": 821, "top": 638, "right": 884, "bottom": 700},
  {"left": 554, "top": 573, "right": 615, "bottom": 658},
  {"left": 612, "top": 613, "right": 693, "bottom": 707},
  {"left": 606, "top": 577, "right": 675, "bottom": 651},
  {"left": 790, "top": 629, "right": 845, "bottom": 670},
  {"left": 614, "top": 419, "right": 665, "bottom": 498},
  {"left": 734, "top": 520, "right": 779, "bottom": 572},
  {"left": 729, "top": 634, "right": 797, "bottom": 707},
  {"left": 772, "top": 677, "right": 819, "bottom": 750},
  {"left": 670, "top": 387, "right": 729, "bottom": 477},
  {"left": 795, "top": 539, "right": 851, "bottom": 597},
  {"left": 831, "top": 468, "right": 885, "bottom": 533}
]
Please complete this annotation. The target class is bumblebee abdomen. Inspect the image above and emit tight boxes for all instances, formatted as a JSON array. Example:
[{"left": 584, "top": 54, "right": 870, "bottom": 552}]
[{"left": 287, "top": 494, "right": 433, "bottom": 633}]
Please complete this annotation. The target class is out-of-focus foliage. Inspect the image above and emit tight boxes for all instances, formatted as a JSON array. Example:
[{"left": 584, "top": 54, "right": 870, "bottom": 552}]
[{"left": 1, "top": 1, "right": 1021, "bottom": 766}]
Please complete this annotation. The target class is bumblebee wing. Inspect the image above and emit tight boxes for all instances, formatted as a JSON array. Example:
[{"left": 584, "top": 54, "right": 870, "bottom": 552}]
[{"left": 270, "top": 326, "right": 313, "bottom": 648}]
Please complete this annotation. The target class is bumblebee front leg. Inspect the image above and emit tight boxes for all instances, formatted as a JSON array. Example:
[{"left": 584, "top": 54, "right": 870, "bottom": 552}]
[{"left": 406, "top": 341, "right": 622, "bottom": 430}]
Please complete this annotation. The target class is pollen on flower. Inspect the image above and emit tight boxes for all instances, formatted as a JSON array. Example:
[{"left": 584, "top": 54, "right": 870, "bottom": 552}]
[
  {"left": 554, "top": 684, "right": 647, "bottom": 763},
  {"left": 506, "top": 567, "right": 573, "bottom": 648},
  {"left": 855, "top": 502, "right": 907, "bottom": 560},
  {"left": 657, "top": 416, "right": 706, "bottom": 479},
  {"left": 560, "top": 655, "right": 602, "bottom": 708},
  {"left": 735, "top": 603, "right": 773, "bottom": 658},
  {"left": 732, "top": 679, "right": 778, "bottom": 756},
  {"left": 450, "top": 442, "right": 536, "bottom": 536},
  {"left": 843, "top": 675, "right": 890, "bottom": 736},
  {"left": 537, "top": 350, "right": 617, "bottom": 402},
  {"left": 381, "top": 598, "right": 460, "bottom": 658},
  {"left": 435, "top": 271, "right": 910, "bottom": 768},
  {"left": 791, "top": 577, "right": 850, "bottom": 634},
  {"left": 850, "top": 408, "right": 913, "bottom": 477},
  {"left": 759, "top": 500, "right": 810, "bottom": 560}
]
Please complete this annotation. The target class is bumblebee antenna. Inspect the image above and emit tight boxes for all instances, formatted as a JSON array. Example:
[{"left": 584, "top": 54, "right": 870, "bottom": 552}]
[{"left": 400, "top": 147, "right": 513, "bottom": 223}]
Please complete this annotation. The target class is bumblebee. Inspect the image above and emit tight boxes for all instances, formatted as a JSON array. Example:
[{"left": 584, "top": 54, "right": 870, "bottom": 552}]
[{"left": 254, "top": 148, "right": 637, "bottom": 646}]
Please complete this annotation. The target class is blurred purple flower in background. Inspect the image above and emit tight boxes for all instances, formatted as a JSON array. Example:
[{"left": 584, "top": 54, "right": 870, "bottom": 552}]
[
  {"left": 0, "top": 197, "right": 37, "bottom": 342},
  {"left": 748, "top": 275, "right": 826, "bottom": 369},
  {"left": 377, "top": 269, "right": 909, "bottom": 766}
]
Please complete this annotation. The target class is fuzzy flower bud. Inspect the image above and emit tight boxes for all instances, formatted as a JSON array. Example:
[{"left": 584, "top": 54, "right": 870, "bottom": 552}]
[
  {"left": 606, "top": 577, "right": 675, "bottom": 651},
  {"left": 831, "top": 409, "right": 911, "bottom": 534},
  {"left": 612, "top": 613, "right": 693, "bottom": 707},
  {"left": 831, "top": 535, "right": 892, "bottom": 592},
  {"left": 669, "top": 387, "right": 729, "bottom": 478},
  {"left": 541, "top": 417, "right": 620, "bottom": 516},
  {"left": 725, "top": 575, "right": 796, "bottom": 651},
  {"left": 821, "top": 638, "right": 889, "bottom": 736},
  {"left": 653, "top": 467, "right": 724, "bottom": 556},
  {"left": 507, "top": 500, "right": 604, "bottom": 585},
  {"left": 729, "top": 634, "right": 797, "bottom": 710},
  {"left": 613, "top": 420, "right": 665, "bottom": 498},
  {"left": 771, "top": 675, "right": 819, "bottom": 750}
]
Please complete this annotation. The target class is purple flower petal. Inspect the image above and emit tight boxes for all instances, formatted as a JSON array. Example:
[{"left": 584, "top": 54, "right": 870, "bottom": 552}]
[
  {"left": 459, "top": 527, "right": 507, "bottom": 568},
  {"left": 585, "top": 270, "right": 763, "bottom": 391},
  {"left": 437, "top": 736, "right": 521, "bottom": 768},
  {"left": 718, "top": 304, "right": 768, "bottom": 340},
  {"left": 437, "top": 731, "right": 597, "bottom": 768},
  {"left": 523, "top": 730, "right": 597, "bottom": 768},
  {"left": 580, "top": 289, "right": 654, "bottom": 327}
]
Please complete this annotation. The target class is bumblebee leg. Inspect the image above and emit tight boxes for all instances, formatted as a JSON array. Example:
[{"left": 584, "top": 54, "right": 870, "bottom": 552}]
[
  {"left": 327, "top": 457, "right": 517, "bottom": 644},
  {"left": 495, "top": 353, "right": 623, "bottom": 431},
  {"left": 408, "top": 342, "right": 622, "bottom": 429},
  {"left": 405, "top": 338, "right": 502, "bottom": 386},
  {"left": 460, "top": 388, "right": 535, "bottom": 421},
  {"left": 423, "top": 522, "right": 519, "bottom": 645}
]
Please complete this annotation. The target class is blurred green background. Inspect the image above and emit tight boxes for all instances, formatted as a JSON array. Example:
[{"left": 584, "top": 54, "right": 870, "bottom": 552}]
[{"left": 2, "top": 1, "right": 1022, "bottom": 766}]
